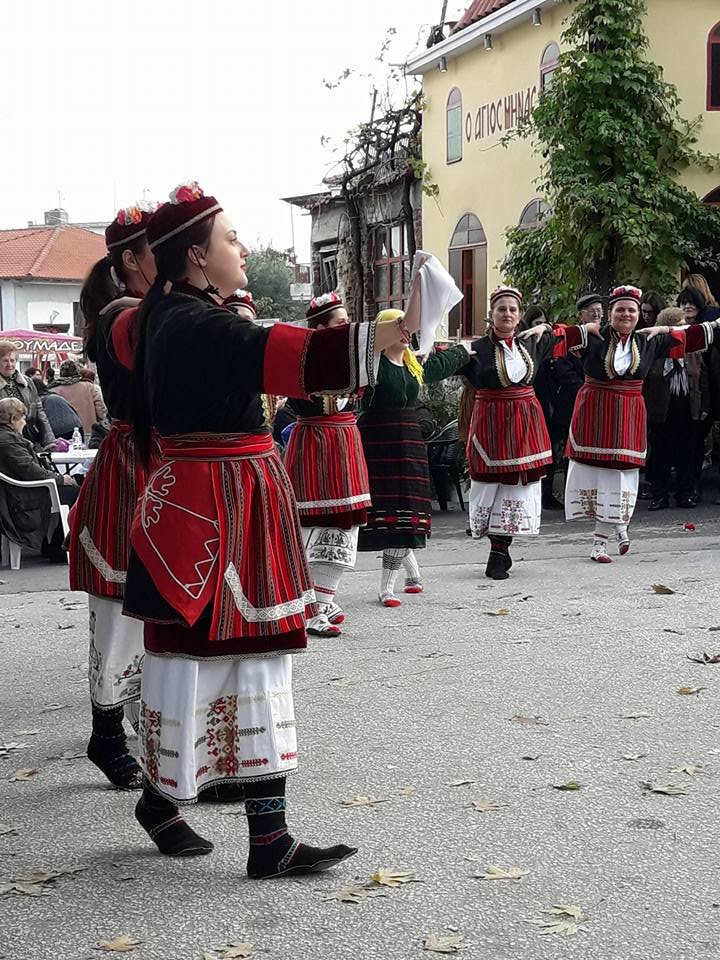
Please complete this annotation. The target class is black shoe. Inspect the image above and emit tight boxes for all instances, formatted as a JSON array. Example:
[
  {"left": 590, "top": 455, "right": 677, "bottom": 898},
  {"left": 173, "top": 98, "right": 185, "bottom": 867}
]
[
  {"left": 676, "top": 497, "right": 696, "bottom": 509},
  {"left": 648, "top": 497, "right": 669, "bottom": 511},
  {"left": 542, "top": 495, "right": 563, "bottom": 510},
  {"left": 485, "top": 550, "right": 510, "bottom": 580}
]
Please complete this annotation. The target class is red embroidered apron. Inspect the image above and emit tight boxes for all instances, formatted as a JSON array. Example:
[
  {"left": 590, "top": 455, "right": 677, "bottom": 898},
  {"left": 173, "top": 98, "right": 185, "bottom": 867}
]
[
  {"left": 566, "top": 378, "right": 646, "bottom": 468},
  {"left": 284, "top": 412, "right": 370, "bottom": 526},
  {"left": 467, "top": 386, "right": 552, "bottom": 483},
  {"left": 129, "top": 432, "right": 316, "bottom": 643},
  {"left": 69, "top": 421, "right": 160, "bottom": 599}
]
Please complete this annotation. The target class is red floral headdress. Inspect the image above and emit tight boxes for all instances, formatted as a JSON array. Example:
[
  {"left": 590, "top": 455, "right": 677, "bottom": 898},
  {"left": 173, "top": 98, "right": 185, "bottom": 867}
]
[
  {"left": 489, "top": 285, "right": 523, "bottom": 308},
  {"left": 223, "top": 290, "right": 257, "bottom": 318},
  {"left": 305, "top": 291, "right": 344, "bottom": 323},
  {"left": 105, "top": 200, "right": 158, "bottom": 250},
  {"left": 609, "top": 285, "right": 642, "bottom": 307},
  {"left": 146, "top": 181, "right": 223, "bottom": 251}
]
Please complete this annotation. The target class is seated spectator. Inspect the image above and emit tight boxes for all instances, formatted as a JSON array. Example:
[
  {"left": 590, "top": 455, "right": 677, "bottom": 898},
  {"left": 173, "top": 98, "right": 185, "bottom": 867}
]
[
  {"left": 50, "top": 360, "right": 107, "bottom": 438},
  {"left": 0, "top": 398, "right": 78, "bottom": 561},
  {"left": 0, "top": 340, "right": 56, "bottom": 450},
  {"left": 644, "top": 307, "right": 708, "bottom": 510},
  {"left": 35, "top": 380, "right": 84, "bottom": 441}
]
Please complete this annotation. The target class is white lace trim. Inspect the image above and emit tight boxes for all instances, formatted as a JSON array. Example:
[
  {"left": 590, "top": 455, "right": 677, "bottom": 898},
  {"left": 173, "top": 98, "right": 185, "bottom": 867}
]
[
  {"left": 567, "top": 428, "right": 646, "bottom": 459},
  {"left": 471, "top": 437, "right": 552, "bottom": 467},
  {"left": 296, "top": 492, "right": 371, "bottom": 509},
  {"left": 223, "top": 563, "right": 316, "bottom": 623},
  {"left": 79, "top": 527, "right": 127, "bottom": 583}
]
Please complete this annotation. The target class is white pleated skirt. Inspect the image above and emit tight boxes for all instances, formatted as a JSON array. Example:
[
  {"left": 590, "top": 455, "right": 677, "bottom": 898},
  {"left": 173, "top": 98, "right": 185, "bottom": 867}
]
[
  {"left": 468, "top": 480, "right": 542, "bottom": 539},
  {"left": 564, "top": 461, "right": 639, "bottom": 523},
  {"left": 88, "top": 596, "right": 144, "bottom": 710},
  {"left": 139, "top": 652, "right": 298, "bottom": 803}
]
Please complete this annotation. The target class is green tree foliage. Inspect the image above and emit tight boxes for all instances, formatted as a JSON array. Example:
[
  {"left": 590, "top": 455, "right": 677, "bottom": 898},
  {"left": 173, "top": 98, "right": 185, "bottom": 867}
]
[
  {"left": 246, "top": 246, "right": 307, "bottom": 322},
  {"left": 501, "top": 0, "right": 720, "bottom": 318}
]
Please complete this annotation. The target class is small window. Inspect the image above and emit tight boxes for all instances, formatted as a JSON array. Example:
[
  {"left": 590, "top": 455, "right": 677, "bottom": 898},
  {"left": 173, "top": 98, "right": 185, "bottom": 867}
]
[
  {"left": 518, "top": 199, "right": 551, "bottom": 232},
  {"left": 373, "top": 224, "right": 410, "bottom": 313},
  {"left": 446, "top": 87, "right": 463, "bottom": 163},
  {"left": 321, "top": 254, "right": 338, "bottom": 292},
  {"left": 449, "top": 213, "right": 486, "bottom": 248},
  {"left": 709, "top": 22, "right": 720, "bottom": 110},
  {"left": 540, "top": 42, "right": 560, "bottom": 92}
]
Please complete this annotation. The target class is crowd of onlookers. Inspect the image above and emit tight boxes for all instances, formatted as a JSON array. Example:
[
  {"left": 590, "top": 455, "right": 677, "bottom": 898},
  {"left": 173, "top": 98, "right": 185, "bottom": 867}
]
[
  {"left": 523, "top": 273, "right": 720, "bottom": 511},
  {"left": 0, "top": 339, "right": 109, "bottom": 562}
]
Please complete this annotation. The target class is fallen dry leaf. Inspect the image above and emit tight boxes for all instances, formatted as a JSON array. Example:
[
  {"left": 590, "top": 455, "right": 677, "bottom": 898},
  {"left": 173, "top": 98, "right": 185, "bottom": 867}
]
[
  {"left": 8, "top": 768, "right": 38, "bottom": 782},
  {"left": 618, "top": 711, "right": 652, "bottom": 720},
  {"left": 446, "top": 778, "right": 477, "bottom": 787},
  {"left": 0, "top": 824, "right": 17, "bottom": 837},
  {"left": 621, "top": 753, "right": 647, "bottom": 761},
  {"left": 641, "top": 782, "right": 687, "bottom": 796},
  {"left": 469, "top": 798, "right": 504, "bottom": 813},
  {"left": 686, "top": 652, "right": 720, "bottom": 665},
  {"left": 509, "top": 715, "right": 548, "bottom": 726},
  {"left": 396, "top": 786, "right": 416, "bottom": 797},
  {"left": 651, "top": 584, "right": 675, "bottom": 595},
  {"left": 218, "top": 943, "right": 253, "bottom": 959},
  {"left": 40, "top": 704, "right": 71, "bottom": 713},
  {"left": 371, "top": 869, "right": 418, "bottom": 888},
  {"left": 545, "top": 905, "right": 584, "bottom": 920},
  {"left": 485, "top": 608, "right": 509, "bottom": 617},
  {"left": 670, "top": 762, "right": 703, "bottom": 777},
  {"left": 474, "top": 864, "right": 528, "bottom": 881},
  {"left": 537, "top": 920, "right": 582, "bottom": 936},
  {"left": 521, "top": 754, "right": 539, "bottom": 761},
  {"left": 56, "top": 624, "right": 74, "bottom": 630},
  {"left": 95, "top": 934, "right": 142, "bottom": 953},
  {"left": 0, "top": 881, "right": 49, "bottom": 897},
  {"left": 423, "top": 933, "right": 463, "bottom": 954},
  {"left": 322, "top": 884, "right": 384, "bottom": 904},
  {"left": 0, "top": 742, "right": 29, "bottom": 753},
  {"left": 552, "top": 780, "right": 581, "bottom": 791},
  {"left": 677, "top": 686, "right": 706, "bottom": 696},
  {"left": 340, "top": 795, "right": 389, "bottom": 807}
]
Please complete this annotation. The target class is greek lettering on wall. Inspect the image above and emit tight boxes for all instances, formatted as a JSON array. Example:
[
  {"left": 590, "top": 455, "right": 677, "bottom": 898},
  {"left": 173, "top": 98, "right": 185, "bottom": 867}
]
[{"left": 465, "top": 86, "right": 537, "bottom": 142}]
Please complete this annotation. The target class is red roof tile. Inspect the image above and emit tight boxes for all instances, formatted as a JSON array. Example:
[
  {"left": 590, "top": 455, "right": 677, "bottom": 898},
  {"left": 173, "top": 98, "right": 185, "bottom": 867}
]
[
  {"left": 0, "top": 226, "right": 106, "bottom": 282},
  {"left": 452, "top": 0, "right": 516, "bottom": 33}
]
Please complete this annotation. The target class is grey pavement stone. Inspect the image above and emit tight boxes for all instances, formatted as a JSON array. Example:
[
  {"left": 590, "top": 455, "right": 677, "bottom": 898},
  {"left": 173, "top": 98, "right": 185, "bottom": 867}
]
[{"left": 0, "top": 503, "right": 719, "bottom": 959}]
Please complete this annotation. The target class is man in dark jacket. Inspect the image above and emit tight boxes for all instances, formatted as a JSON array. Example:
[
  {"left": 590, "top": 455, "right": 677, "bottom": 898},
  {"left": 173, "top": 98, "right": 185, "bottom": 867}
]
[
  {"left": 0, "top": 398, "right": 76, "bottom": 560},
  {"left": 0, "top": 340, "right": 56, "bottom": 449}
]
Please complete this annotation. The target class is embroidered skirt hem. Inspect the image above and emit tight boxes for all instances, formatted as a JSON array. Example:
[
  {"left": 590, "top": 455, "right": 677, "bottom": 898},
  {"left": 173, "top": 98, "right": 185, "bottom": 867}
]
[
  {"left": 139, "top": 652, "right": 298, "bottom": 804},
  {"left": 469, "top": 480, "right": 542, "bottom": 538},
  {"left": 564, "top": 461, "right": 639, "bottom": 523},
  {"left": 88, "top": 596, "right": 144, "bottom": 709}
]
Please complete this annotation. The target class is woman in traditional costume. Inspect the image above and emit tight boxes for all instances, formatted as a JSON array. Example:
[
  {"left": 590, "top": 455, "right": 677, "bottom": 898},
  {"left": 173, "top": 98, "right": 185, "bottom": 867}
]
[
  {"left": 564, "top": 285, "right": 718, "bottom": 561},
  {"left": 70, "top": 204, "right": 158, "bottom": 790},
  {"left": 122, "top": 182, "right": 423, "bottom": 876},
  {"left": 459, "top": 286, "right": 597, "bottom": 579},
  {"left": 283, "top": 292, "right": 370, "bottom": 637},
  {"left": 357, "top": 312, "right": 469, "bottom": 606}
]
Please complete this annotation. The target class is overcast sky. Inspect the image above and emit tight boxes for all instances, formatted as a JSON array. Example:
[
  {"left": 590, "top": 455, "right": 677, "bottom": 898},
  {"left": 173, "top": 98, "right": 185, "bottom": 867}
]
[{"left": 1, "top": 0, "right": 466, "bottom": 260}]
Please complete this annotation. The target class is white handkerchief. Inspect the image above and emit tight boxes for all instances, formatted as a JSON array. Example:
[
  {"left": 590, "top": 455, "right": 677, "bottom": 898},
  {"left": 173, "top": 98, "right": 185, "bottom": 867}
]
[{"left": 412, "top": 250, "right": 464, "bottom": 354}]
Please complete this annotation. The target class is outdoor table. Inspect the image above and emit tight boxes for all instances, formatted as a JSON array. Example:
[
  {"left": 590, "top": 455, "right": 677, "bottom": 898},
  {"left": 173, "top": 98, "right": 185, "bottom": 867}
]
[{"left": 51, "top": 449, "right": 97, "bottom": 474}]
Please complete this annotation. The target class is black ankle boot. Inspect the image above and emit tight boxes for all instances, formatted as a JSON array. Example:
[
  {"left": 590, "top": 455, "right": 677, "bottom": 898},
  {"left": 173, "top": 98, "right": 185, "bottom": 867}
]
[{"left": 485, "top": 550, "right": 510, "bottom": 580}]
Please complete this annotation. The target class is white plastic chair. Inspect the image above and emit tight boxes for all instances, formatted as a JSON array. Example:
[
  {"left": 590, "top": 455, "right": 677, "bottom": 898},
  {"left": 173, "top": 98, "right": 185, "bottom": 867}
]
[{"left": 0, "top": 472, "right": 70, "bottom": 570}]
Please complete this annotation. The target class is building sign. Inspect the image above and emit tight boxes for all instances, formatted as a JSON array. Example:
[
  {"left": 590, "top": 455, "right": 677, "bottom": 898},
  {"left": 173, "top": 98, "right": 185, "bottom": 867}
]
[{"left": 464, "top": 85, "right": 537, "bottom": 142}]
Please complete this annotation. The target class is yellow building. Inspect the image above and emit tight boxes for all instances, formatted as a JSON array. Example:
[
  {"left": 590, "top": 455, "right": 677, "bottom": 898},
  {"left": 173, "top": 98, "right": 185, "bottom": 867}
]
[{"left": 406, "top": 0, "right": 720, "bottom": 336}]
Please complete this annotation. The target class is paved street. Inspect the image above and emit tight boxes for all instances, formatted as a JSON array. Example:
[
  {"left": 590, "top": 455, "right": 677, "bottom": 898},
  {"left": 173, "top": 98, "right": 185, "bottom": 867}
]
[{"left": 1, "top": 502, "right": 719, "bottom": 960}]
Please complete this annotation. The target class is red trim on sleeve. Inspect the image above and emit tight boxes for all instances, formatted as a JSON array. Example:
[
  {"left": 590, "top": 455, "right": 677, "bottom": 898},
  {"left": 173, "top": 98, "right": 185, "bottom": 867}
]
[
  {"left": 551, "top": 323, "right": 569, "bottom": 358},
  {"left": 111, "top": 308, "right": 138, "bottom": 371},
  {"left": 683, "top": 323, "right": 706, "bottom": 355},
  {"left": 264, "top": 323, "right": 309, "bottom": 399},
  {"left": 667, "top": 327, "right": 686, "bottom": 359}
]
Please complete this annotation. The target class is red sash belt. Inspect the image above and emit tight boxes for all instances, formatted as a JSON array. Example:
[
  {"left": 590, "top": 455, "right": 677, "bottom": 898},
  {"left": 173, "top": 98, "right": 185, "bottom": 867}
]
[
  {"left": 475, "top": 386, "right": 535, "bottom": 402},
  {"left": 159, "top": 431, "right": 273, "bottom": 460},
  {"left": 584, "top": 377, "right": 643, "bottom": 394},
  {"left": 296, "top": 412, "right": 357, "bottom": 427}
]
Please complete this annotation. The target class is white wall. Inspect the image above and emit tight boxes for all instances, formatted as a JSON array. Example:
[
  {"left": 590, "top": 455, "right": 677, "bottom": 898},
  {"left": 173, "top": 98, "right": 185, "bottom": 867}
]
[{"left": 0, "top": 280, "right": 81, "bottom": 333}]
